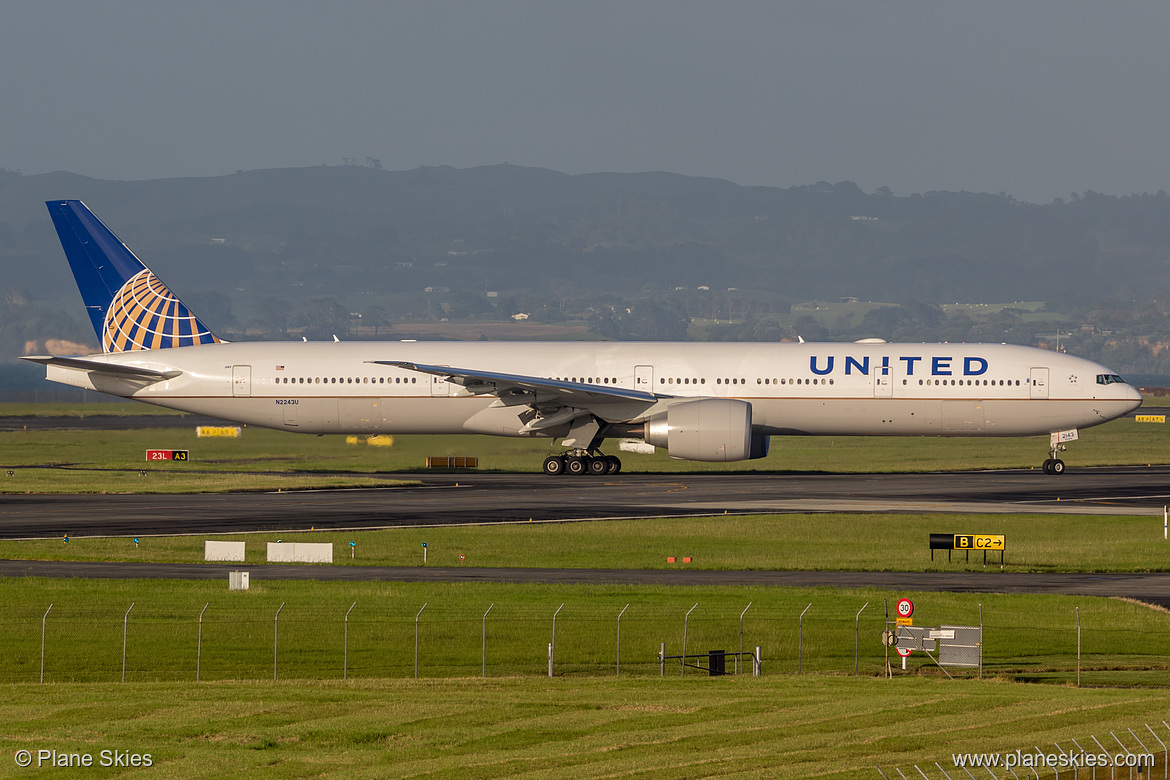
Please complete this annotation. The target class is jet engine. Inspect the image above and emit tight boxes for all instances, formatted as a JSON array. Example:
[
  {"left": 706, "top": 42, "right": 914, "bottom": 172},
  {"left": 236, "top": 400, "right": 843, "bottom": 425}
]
[{"left": 642, "top": 399, "right": 768, "bottom": 462}]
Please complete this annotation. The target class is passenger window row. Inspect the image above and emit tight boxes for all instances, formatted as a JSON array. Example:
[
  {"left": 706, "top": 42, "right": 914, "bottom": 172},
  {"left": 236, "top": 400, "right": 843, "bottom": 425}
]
[{"left": 271, "top": 376, "right": 417, "bottom": 385}]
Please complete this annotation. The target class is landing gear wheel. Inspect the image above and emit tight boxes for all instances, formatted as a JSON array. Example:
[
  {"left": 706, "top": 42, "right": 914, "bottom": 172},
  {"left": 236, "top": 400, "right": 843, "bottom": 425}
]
[
  {"left": 543, "top": 456, "right": 566, "bottom": 476},
  {"left": 604, "top": 455, "right": 621, "bottom": 475},
  {"left": 1050, "top": 458, "right": 1065, "bottom": 475},
  {"left": 1042, "top": 458, "right": 1054, "bottom": 474},
  {"left": 588, "top": 457, "right": 609, "bottom": 475},
  {"left": 566, "top": 456, "right": 588, "bottom": 475}
]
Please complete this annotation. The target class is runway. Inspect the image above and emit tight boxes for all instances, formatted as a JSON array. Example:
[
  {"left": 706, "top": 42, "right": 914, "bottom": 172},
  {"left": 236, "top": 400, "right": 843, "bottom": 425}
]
[
  {"left": 4, "top": 466, "right": 1170, "bottom": 605},
  {"left": 2, "top": 465, "right": 1169, "bottom": 540}
]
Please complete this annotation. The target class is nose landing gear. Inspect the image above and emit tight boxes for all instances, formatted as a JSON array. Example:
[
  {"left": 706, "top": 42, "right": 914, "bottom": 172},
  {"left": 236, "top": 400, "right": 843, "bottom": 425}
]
[{"left": 1042, "top": 430, "right": 1076, "bottom": 475}]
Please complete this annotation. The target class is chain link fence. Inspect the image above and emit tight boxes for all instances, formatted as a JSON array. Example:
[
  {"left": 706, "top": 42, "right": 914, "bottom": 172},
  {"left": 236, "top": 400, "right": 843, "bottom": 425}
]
[{"left": 3, "top": 598, "right": 1169, "bottom": 685}]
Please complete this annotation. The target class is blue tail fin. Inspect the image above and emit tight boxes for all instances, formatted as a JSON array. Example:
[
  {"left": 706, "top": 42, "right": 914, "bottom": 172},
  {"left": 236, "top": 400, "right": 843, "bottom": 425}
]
[{"left": 46, "top": 200, "right": 221, "bottom": 353}]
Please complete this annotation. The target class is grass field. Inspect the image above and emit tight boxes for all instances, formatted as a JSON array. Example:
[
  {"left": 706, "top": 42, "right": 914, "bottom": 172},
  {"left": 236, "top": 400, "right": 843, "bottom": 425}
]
[
  {"left": 6, "top": 512, "right": 1170, "bottom": 574},
  {"left": 3, "top": 578, "right": 1167, "bottom": 687},
  {"left": 2, "top": 676, "right": 1168, "bottom": 779},
  {"left": 2, "top": 404, "right": 1168, "bottom": 495},
  {"left": 3, "top": 401, "right": 1170, "bottom": 777}
]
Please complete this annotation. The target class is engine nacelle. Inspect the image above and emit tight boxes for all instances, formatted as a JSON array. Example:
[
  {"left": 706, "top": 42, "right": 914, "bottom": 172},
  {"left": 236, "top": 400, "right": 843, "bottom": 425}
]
[{"left": 643, "top": 399, "right": 767, "bottom": 462}]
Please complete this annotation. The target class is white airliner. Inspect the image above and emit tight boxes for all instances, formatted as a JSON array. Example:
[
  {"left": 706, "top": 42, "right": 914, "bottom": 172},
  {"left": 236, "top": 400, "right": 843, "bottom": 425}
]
[{"left": 26, "top": 200, "right": 1142, "bottom": 476}]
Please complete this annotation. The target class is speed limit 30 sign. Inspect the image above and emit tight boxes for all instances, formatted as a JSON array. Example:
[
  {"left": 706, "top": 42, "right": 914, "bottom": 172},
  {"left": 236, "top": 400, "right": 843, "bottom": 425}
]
[{"left": 896, "top": 598, "right": 914, "bottom": 619}]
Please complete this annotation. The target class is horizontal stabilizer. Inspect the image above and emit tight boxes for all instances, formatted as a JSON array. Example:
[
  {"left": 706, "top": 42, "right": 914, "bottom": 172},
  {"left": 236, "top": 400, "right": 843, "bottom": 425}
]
[{"left": 21, "top": 355, "right": 182, "bottom": 381}]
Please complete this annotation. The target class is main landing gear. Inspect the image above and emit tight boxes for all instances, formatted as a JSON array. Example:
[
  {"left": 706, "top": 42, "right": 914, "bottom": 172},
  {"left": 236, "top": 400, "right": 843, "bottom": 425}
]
[{"left": 543, "top": 451, "right": 622, "bottom": 476}]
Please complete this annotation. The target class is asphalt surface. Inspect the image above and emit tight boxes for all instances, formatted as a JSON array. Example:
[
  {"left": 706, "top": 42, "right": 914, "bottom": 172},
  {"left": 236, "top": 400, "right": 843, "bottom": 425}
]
[
  {"left": 3, "top": 466, "right": 1169, "bottom": 540},
  {"left": 4, "top": 466, "right": 1170, "bottom": 605}
]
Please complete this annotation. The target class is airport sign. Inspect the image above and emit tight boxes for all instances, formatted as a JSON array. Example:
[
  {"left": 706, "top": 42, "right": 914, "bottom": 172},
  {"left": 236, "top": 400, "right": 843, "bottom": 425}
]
[{"left": 953, "top": 534, "right": 1005, "bottom": 551}]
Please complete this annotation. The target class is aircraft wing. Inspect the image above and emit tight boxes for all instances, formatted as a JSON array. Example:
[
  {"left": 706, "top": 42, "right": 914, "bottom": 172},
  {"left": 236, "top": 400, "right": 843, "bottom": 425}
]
[
  {"left": 21, "top": 355, "right": 182, "bottom": 381},
  {"left": 369, "top": 360, "right": 660, "bottom": 407}
]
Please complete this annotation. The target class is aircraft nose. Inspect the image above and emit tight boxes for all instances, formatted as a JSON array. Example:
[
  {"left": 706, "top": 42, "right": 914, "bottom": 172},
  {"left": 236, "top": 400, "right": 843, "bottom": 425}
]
[{"left": 1124, "top": 383, "right": 1143, "bottom": 410}]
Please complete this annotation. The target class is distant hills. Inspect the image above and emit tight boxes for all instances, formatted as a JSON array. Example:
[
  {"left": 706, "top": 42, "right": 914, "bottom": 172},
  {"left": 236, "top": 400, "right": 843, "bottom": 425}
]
[
  {"left": 4, "top": 163, "right": 1170, "bottom": 305},
  {"left": 4, "top": 163, "right": 1170, "bottom": 391}
]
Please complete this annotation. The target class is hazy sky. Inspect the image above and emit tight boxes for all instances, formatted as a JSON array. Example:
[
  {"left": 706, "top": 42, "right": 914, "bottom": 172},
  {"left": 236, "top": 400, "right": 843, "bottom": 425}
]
[{"left": 4, "top": 2, "right": 1169, "bottom": 203}]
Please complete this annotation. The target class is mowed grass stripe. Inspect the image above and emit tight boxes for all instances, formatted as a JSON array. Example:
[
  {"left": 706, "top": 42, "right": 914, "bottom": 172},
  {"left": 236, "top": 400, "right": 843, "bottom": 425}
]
[
  {"left": 6, "top": 512, "right": 1170, "bottom": 572},
  {"left": 1, "top": 678, "right": 1168, "bottom": 779},
  {"left": 2, "top": 404, "right": 1168, "bottom": 491}
]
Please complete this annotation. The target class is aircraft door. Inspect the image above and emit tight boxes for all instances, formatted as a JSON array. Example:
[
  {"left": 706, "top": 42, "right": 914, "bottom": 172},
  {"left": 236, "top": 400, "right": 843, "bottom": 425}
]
[
  {"left": 635, "top": 365, "right": 654, "bottom": 393},
  {"left": 1029, "top": 367, "right": 1049, "bottom": 399},
  {"left": 431, "top": 368, "right": 452, "bottom": 397},
  {"left": 232, "top": 365, "right": 251, "bottom": 397}
]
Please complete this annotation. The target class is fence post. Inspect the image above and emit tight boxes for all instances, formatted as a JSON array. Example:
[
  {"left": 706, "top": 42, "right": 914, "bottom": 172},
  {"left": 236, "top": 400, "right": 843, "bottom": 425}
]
[
  {"left": 40, "top": 603, "right": 53, "bottom": 684},
  {"left": 616, "top": 604, "right": 629, "bottom": 677},
  {"left": 978, "top": 603, "right": 983, "bottom": 680},
  {"left": 754, "top": 646, "right": 761, "bottom": 676},
  {"left": 660, "top": 642, "right": 665, "bottom": 677},
  {"left": 273, "top": 602, "right": 285, "bottom": 681},
  {"left": 682, "top": 603, "right": 698, "bottom": 676},
  {"left": 1076, "top": 606, "right": 1081, "bottom": 688},
  {"left": 196, "top": 603, "right": 209, "bottom": 682},
  {"left": 1128, "top": 728, "right": 1153, "bottom": 779},
  {"left": 549, "top": 603, "right": 564, "bottom": 678},
  {"left": 344, "top": 602, "right": 357, "bottom": 681},
  {"left": 121, "top": 602, "right": 135, "bottom": 683},
  {"left": 414, "top": 603, "right": 427, "bottom": 679},
  {"left": 798, "top": 603, "right": 812, "bottom": 675},
  {"left": 482, "top": 603, "right": 494, "bottom": 678},
  {"left": 1143, "top": 723, "right": 1166, "bottom": 780},
  {"left": 855, "top": 601, "right": 869, "bottom": 675},
  {"left": 739, "top": 602, "right": 752, "bottom": 675}
]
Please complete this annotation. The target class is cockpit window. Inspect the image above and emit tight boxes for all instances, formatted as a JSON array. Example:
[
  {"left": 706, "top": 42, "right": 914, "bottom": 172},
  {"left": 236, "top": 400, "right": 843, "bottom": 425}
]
[{"left": 1096, "top": 374, "right": 1126, "bottom": 385}]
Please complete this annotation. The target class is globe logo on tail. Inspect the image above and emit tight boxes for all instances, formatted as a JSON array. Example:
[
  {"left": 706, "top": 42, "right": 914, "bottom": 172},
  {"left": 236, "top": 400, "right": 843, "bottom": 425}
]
[{"left": 103, "top": 269, "right": 220, "bottom": 352}]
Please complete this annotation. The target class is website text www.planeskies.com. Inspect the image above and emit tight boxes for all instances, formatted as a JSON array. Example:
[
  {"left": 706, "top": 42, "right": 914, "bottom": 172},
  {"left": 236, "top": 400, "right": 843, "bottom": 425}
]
[{"left": 954, "top": 749, "right": 1154, "bottom": 771}]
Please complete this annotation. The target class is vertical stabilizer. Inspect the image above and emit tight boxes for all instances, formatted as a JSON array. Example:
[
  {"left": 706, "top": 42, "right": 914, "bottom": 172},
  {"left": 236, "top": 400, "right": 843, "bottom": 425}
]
[{"left": 46, "top": 200, "right": 221, "bottom": 352}]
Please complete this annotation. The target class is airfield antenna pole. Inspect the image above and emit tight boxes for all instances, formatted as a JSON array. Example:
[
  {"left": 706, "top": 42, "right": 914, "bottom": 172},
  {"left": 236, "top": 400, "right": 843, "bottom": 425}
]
[
  {"left": 682, "top": 603, "right": 698, "bottom": 677},
  {"left": 414, "top": 603, "right": 427, "bottom": 679},
  {"left": 196, "top": 603, "right": 209, "bottom": 682},
  {"left": 1076, "top": 607, "right": 1081, "bottom": 687},
  {"left": 798, "top": 603, "right": 812, "bottom": 675},
  {"left": 550, "top": 603, "right": 565, "bottom": 678},
  {"left": 40, "top": 603, "right": 53, "bottom": 684},
  {"left": 739, "top": 602, "right": 753, "bottom": 675},
  {"left": 482, "top": 603, "right": 494, "bottom": 679},
  {"left": 273, "top": 602, "right": 285, "bottom": 682},
  {"left": 122, "top": 602, "right": 135, "bottom": 683},
  {"left": 616, "top": 604, "right": 629, "bottom": 677},
  {"left": 343, "top": 602, "right": 356, "bottom": 681},
  {"left": 855, "top": 601, "right": 869, "bottom": 675}
]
